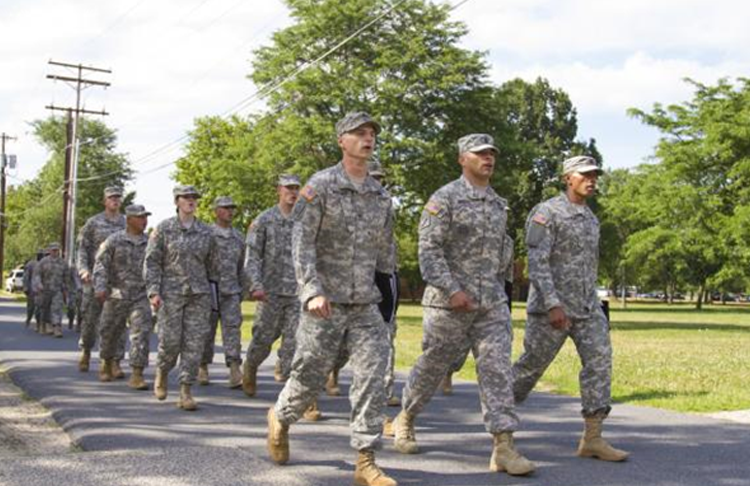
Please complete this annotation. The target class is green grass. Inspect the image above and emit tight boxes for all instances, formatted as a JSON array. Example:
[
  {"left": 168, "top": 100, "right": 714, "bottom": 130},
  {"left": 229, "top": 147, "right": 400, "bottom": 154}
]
[{"left": 222, "top": 300, "right": 750, "bottom": 413}]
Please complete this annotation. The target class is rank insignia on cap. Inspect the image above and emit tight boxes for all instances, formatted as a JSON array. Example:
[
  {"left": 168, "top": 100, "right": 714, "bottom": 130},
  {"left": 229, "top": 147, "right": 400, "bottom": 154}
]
[
  {"left": 300, "top": 185, "right": 317, "bottom": 202},
  {"left": 532, "top": 213, "right": 548, "bottom": 226},
  {"left": 425, "top": 201, "right": 442, "bottom": 216}
]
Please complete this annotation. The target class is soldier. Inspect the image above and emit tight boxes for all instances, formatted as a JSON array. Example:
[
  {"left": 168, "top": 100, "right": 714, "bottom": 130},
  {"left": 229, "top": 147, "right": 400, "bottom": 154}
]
[
  {"left": 243, "top": 175, "right": 301, "bottom": 394},
  {"left": 32, "top": 243, "right": 70, "bottom": 337},
  {"left": 266, "top": 112, "right": 397, "bottom": 486},
  {"left": 512, "top": 155, "right": 629, "bottom": 462},
  {"left": 439, "top": 233, "right": 515, "bottom": 396},
  {"left": 144, "top": 185, "right": 219, "bottom": 411},
  {"left": 23, "top": 250, "right": 44, "bottom": 328},
  {"left": 392, "top": 134, "right": 534, "bottom": 476},
  {"left": 77, "top": 186, "right": 127, "bottom": 375},
  {"left": 326, "top": 157, "right": 402, "bottom": 408},
  {"left": 93, "top": 204, "right": 153, "bottom": 389},
  {"left": 199, "top": 196, "right": 246, "bottom": 388}
]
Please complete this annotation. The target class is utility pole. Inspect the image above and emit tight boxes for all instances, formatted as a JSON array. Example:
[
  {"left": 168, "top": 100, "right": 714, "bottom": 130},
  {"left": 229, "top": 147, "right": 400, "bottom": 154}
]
[
  {"left": 46, "top": 60, "right": 110, "bottom": 266},
  {"left": 0, "top": 133, "right": 17, "bottom": 274}
]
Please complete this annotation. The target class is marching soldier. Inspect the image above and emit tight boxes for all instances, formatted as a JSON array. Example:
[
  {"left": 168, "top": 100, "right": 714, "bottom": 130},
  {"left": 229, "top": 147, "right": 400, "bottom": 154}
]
[
  {"left": 23, "top": 250, "right": 44, "bottom": 328},
  {"left": 512, "top": 155, "right": 629, "bottom": 462},
  {"left": 77, "top": 186, "right": 127, "bottom": 375},
  {"left": 199, "top": 196, "right": 247, "bottom": 388},
  {"left": 266, "top": 112, "right": 398, "bottom": 486},
  {"left": 32, "top": 243, "right": 70, "bottom": 338},
  {"left": 392, "top": 134, "right": 534, "bottom": 476},
  {"left": 144, "top": 185, "right": 220, "bottom": 411},
  {"left": 243, "top": 175, "right": 301, "bottom": 393},
  {"left": 93, "top": 204, "right": 153, "bottom": 389}
]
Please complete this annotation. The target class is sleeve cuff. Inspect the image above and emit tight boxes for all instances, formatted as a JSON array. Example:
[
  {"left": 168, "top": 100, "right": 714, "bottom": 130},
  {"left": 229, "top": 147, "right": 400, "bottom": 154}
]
[{"left": 299, "top": 282, "right": 324, "bottom": 307}]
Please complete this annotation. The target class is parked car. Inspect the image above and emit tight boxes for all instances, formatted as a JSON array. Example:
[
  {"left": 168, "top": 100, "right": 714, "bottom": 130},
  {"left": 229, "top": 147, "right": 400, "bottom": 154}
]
[{"left": 5, "top": 268, "right": 25, "bottom": 293}]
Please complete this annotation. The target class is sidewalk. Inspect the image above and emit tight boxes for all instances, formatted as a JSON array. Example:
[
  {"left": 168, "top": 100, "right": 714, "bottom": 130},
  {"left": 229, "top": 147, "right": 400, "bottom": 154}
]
[{"left": 1, "top": 296, "right": 748, "bottom": 486}]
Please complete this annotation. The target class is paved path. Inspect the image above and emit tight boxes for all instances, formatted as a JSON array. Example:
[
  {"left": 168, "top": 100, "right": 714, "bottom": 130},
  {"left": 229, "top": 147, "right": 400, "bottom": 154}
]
[{"left": 0, "top": 296, "right": 748, "bottom": 486}]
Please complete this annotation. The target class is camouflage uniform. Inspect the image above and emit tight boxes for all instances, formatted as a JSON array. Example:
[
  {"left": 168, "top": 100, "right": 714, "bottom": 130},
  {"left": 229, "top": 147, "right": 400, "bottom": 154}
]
[
  {"left": 67, "top": 270, "right": 83, "bottom": 329},
  {"left": 33, "top": 254, "right": 70, "bottom": 328},
  {"left": 77, "top": 212, "right": 127, "bottom": 355},
  {"left": 144, "top": 216, "right": 220, "bottom": 385},
  {"left": 23, "top": 259, "right": 39, "bottom": 325},
  {"left": 449, "top": 234, "right": 514, "bottom": 374},
  {"left": 401, "top": 176, "right": 518, "bottom": 434},
  {"left": 94, "top": 231, "right": 153, "bottom": 368},
  {"left": 273, "top": 161, "right": 395, "bottom": 451},
  {"left": 202, "top": 224, "right": 246, "bottom": 366},
  {"left": 244, "top": 205, "right": 299, "bottom": 378},
  {"left": 512, "top": 193, "right": 612, "bottom": 417}
]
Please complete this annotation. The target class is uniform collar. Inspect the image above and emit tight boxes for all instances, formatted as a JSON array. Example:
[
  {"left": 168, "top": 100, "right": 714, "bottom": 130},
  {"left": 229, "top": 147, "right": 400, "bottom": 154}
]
[
  {"left": 459, "top": 176, "right": 500, "bottom": 202},
  {"left": 333, "top": 162, "right": 382, "bottom": 194}
]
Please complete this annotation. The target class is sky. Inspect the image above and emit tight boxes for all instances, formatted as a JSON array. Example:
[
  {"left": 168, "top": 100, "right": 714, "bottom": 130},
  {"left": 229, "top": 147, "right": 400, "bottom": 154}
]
[{"left": 1, "top": 0, "right": 749, "bottom": 224}]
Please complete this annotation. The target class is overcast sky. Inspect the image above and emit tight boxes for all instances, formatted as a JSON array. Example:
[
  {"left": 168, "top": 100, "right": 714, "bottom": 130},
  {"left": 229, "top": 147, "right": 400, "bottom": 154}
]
[{"left": 1, "top": 0, "right": 749, "bottom": 224}]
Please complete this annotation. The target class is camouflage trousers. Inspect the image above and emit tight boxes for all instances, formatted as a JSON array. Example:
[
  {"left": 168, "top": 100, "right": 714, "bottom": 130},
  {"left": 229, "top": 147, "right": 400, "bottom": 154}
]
[
  {"left": 79, "top": 285, "right": 126, "bottom": 359},
  {"left": 40, "top": 290, "right": 64, "bottom": 326},
  {"left": 67, "top": 290, "right": 82, "bottom": 328},
  {"left": 25, "top": 291, "right": 38, "bottom": 324},
  {"left": 402, "top": 305, "right": 519, "bottom": 434},
  {"left": 99, "top": 298, "right": 153, "bottom": 368},
  {"left": 275, "top": 303, "right": 388, "bottom": 451},
  {"left": 156, "top": 293, "right": 212, "bottom": 385},
  {"left": 202, "top": 293, "right": 243, "bottom": 366},
  {"left": 245, "top": 295, "right": 299, "bottom": 379},
  {"left": 332, "top": 316, "right": 398, "bottom": 400},
  {"left": 512, "top": 309, "right": 612, "bottom": 417}
]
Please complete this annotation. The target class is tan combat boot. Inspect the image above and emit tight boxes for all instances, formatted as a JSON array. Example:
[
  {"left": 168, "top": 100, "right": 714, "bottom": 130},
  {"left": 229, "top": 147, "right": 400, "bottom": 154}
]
[
  {"left": 98, "top": 359, "right": 113, "bottom": 382},
  {"left": 383, "top": 416, "right": 394, "bottom": 437},
  {"left": 326, "top": 370, "right": 341, "bottom": 396},
  {"left": 53, "top": 325, "right": 63, "bottom": 338},
  {"left": 177, "top": 384, "right": 197, "bottom": 411},
  {"left": 393, "top": 411, "right": 419, "bottom": 454},
  {"left": 273, "top": 360, "right": 286, "bottom": 382},
  {"left": 387, "top": 396, "right": 401, "bottom": 407},
  {"left": 441, "top": 372, "right": 453, "bottom": 395},
  {"left": 267, "top": 407, "right": 290, "bottom": 464},
  {"left": 111, "top": 360, "right": 125, "bottom": 380},
  {"left": 577, "top": 416, "right": 629, "bottom": 462},
  {"left": 303, "top": 399, "right": 322, "bottom": 421},
  {"left": 197, "top": 364, "right": 210, "bottom": 385},
  {"left": 38, "top": 322, "right": 47, "bottom": 335},
  {"left": 154, "top": 369, "right": 168, "bottom": 401},
  {"left": 44, "top": 323, "right": 54, "bottom": 335},
  {"left": 242, "top": 361, "right": 257, "bottom": 397},
  {"left": 78, "top": 350, "right": 91, "bottom": 372},
  {"left": 228, "top": 362, "right": 242, "bottom": 389},
  {"left": 354, "top": 449, "right": 398, "bottom": 486},
  {"left": 128, "top": 366, "right": 149, "bottom": 390},
  {"left": 490, "top": 432, "right": 535, "bottom": 476}
]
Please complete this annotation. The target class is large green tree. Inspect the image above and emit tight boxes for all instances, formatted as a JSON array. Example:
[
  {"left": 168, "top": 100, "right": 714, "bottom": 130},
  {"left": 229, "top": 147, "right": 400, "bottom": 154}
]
[
  {"left": 4, "top": 116, "right": 133, "bottom": 270},
  {"left": 175, "top": 0, "right": 597, "bottom": 290}
]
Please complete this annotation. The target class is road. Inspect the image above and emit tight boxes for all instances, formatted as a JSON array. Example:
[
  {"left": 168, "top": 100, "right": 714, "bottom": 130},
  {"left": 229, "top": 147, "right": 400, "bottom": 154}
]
[{"left": 0, "top": 296, "right": 747, "bottom": 486}]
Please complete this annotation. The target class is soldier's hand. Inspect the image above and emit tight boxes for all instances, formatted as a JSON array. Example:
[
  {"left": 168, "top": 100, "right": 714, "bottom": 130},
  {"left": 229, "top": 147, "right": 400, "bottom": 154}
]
[
  {"left": 548, "top": 306, "right": 570, "bottom": 330},
  {"left": 307, "top": 295, "right": 332, "bottom": 319},
  {"left": 150, "top": 294, "right": 163, "bottom": 311},
  {"left": 250, "top": 290, "right": 267, "bottom": 302},
  {"left": 79, "top": 270, "right": 92, "bottom": 285},
  {"left": 449, "top": 291, "right": 476, "bottom": 312},
  {"left": 95, "top": 291, "right": 107, "bottom": 304}
]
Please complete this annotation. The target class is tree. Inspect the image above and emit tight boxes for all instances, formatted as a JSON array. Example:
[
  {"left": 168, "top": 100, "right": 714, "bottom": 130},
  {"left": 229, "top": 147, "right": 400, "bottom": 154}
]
[{"left": 4, "top": 116, "right": 133, "bottom": 270}]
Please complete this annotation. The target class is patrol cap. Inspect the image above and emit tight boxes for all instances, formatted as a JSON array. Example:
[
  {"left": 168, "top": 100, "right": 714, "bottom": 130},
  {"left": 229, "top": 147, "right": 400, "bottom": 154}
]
[
  {"left": 562, "top": 156, "right": 601, "bottom": 176},
  {"left": 173, "top": 185, "right": 201, "bottom": 199},
  {"left": 335, "top": 112, "right": 381, "bottom": 137},
  {"left": 104, "top": 186, "right": 123, "bottom": 198},
  {"left": 368, "top": 156, "right": 384, "bottom": 177},
  {"left": 213, "top": 196, "right": 237, "bottom": 209},
  {"left": 457, "top": 134, "right": 499, "bottom": 154},
  {"left": 47, "top": 242, "right": 61, "bottom": 251},
  {"left": 278, "top": 174, "right": 301, "bottom": 187},
  {"left": 125, "top": 204, "right": 151, "bottom": 217}
]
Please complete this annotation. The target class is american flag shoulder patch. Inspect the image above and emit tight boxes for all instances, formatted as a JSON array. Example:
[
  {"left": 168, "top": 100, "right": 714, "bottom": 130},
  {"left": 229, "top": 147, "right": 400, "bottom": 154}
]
[
  {"left": 300, "top": 185, "right": 317, "bottom": 202},
  {"left": 425, "top": 201, "right": 442, "bottom": 216},
  {"left": 532, "top": 213, "right": 548, "bottom": 226}
]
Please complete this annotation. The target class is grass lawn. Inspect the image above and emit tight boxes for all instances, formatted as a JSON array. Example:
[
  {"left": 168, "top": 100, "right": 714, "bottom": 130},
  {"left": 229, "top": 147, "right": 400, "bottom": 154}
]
[{"left": 230, "top": 299, "right": 750, "bottom": 414}]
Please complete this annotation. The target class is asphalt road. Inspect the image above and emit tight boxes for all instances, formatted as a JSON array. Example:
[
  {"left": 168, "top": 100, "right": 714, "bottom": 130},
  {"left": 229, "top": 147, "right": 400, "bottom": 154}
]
[{"left": 0, "top": 296, "right": 748, "bottom": 486}]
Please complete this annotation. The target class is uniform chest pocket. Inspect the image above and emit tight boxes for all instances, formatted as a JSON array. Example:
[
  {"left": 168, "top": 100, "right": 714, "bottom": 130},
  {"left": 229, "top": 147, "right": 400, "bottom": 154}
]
[
  {"left": 452, "top": 201, "right": 481, "bottom": 231},
  {"left": 321, "top": 192, "right": 348, "bottom": 230}
]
